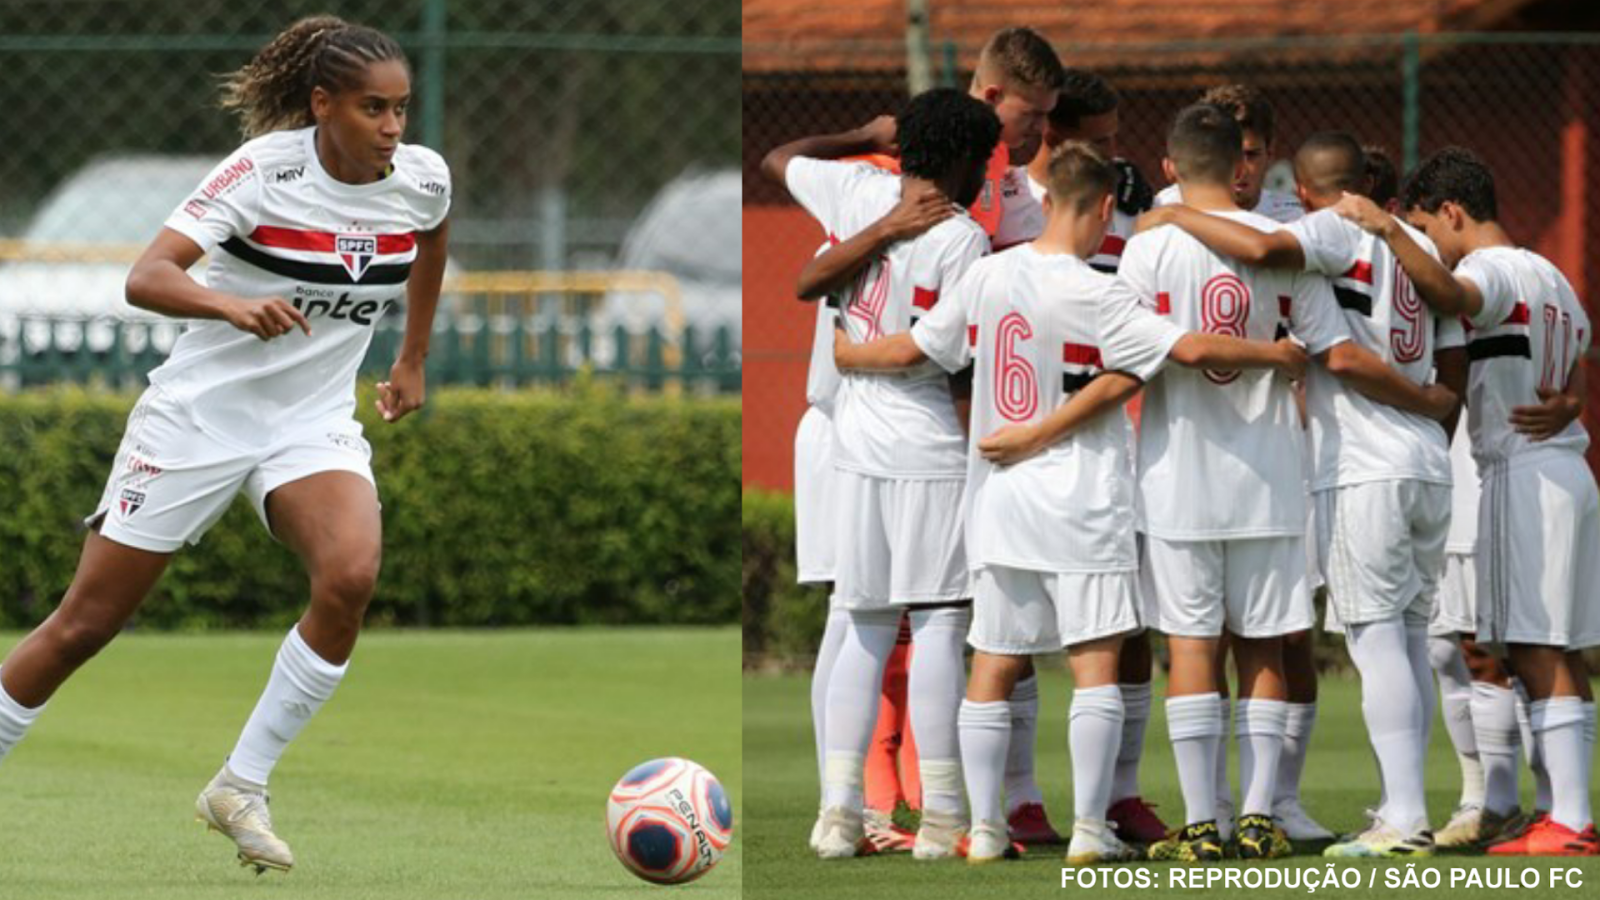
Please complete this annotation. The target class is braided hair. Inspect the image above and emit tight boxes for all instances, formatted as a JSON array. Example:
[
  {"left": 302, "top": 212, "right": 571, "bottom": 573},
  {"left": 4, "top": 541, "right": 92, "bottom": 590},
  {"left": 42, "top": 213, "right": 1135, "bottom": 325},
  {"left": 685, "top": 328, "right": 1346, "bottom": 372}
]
[{"left": 220, "top": 16, "right": 408, "bottom": 138}]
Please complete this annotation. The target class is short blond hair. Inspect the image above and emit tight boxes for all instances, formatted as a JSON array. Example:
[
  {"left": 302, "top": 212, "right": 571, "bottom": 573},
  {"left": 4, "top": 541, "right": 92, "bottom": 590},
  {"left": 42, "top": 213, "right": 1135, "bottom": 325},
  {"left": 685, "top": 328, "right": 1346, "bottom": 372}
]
[
  {"left": 976, "top": 27, "right": 1064, "bottom": 92},
  {"left": 1044, "top": 141, "right": 1116, "bottom": 213}
]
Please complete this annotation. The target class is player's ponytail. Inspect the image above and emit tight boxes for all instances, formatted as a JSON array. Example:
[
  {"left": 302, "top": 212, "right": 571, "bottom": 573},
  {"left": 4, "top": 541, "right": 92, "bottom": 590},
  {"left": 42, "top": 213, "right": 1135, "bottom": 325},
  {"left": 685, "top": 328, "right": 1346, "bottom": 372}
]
[{"left": 219, "top": 16, "right": 408, "bottom": 139}]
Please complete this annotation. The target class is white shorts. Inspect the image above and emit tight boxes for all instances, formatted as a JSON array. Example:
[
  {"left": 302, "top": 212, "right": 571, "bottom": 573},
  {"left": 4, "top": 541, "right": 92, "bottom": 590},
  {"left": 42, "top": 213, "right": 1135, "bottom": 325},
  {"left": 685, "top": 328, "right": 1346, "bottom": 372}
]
[
  {"left": 830, "top": 469, "right": 967, "bottom": 610},
  {"left": 1430, "top": 552, "right": 1477, "bottom": 636},
  {"left": 1315, "top": 480, "right": 1450, "bottom": 628},
  {"left": 969, "top": 565, "right": 1140, "bottom": 655},
  {"left": 90, "top": 387, "right": 375, "bottom": 553},
  {"left": 1141, "top": 534, "right": 1311, "bottom": 638},
  {"left": 793, "top": 406, "right": 837, "bottom": 584},
  {"left": 1477, "top": 451, "right": 1600, "bottom": 649}
]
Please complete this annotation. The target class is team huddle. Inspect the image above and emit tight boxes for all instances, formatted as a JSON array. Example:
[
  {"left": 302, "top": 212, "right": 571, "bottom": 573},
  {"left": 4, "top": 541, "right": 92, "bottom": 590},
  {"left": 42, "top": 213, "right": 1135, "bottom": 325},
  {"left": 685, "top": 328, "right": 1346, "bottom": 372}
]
[{"left": 761, "top": 26, "right": 1598, "bottom": 864}]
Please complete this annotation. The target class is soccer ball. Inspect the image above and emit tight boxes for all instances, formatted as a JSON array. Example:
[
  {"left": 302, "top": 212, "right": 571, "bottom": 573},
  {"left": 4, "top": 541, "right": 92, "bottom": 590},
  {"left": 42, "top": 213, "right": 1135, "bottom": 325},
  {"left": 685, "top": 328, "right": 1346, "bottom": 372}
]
[{"left": 606, "top": 757, "right": 733, "bottom": 885}]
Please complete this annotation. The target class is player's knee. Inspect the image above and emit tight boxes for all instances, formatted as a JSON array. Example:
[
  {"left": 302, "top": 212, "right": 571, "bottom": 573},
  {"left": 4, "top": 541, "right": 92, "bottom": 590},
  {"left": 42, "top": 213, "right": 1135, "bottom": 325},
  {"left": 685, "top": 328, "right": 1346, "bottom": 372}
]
[
  {"left": 313, "top": 551, "right": 381, "bottom": 609},
  {"left": 1427, "top": 634, "right": 1461, "bottom": 673}
]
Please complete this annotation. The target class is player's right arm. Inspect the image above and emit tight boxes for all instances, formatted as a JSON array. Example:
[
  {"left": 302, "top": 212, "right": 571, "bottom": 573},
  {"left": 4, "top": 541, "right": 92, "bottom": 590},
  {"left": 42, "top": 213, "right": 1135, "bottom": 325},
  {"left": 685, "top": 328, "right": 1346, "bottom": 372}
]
[
  {"left": 978, "top": 370, "right": 1142, "bottom": 465},
  {"left": 1331, "top": 192, "right": 1480, "bottom": 316},
  {"left": 759, "top": 116, "right": 896, "bottom": 184},
  {"left": 797, "top": 182, "right": 956, "bottom": 300},
  {"left": 1136, "top": 205, "right": 1305, "bottom": 270},
  {"left": 833, "top": 324, "right": 925, "bottom": 370}
]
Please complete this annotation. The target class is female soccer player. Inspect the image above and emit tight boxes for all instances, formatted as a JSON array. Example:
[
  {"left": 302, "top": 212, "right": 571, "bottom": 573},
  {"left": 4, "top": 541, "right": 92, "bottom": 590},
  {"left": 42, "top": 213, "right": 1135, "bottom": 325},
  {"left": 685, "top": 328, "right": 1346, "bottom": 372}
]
[{"left": 0, "top": 17, "right": 450, "bottom": 873}]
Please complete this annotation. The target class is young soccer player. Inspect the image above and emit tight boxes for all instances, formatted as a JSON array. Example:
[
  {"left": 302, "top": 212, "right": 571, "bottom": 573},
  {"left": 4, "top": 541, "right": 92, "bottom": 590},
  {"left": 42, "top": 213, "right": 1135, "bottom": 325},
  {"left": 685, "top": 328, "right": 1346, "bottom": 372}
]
[
  {"left": 1141, "top": 132, "right": 1468, "bottom": 856},
  {"left": 1334, "top": 147, "right": 1599, "bottom": 856},
  {"left": 1011, "top": 66, "right": 1168, "bottom": 847},
  {"left": 1114, "top": 107, "right": 1454, "bottom": 862},
  {"left": 835, "top": 140, "right": 1306, "bottom": 865},
  {"left": 1155, "top": 84, "right": 1303, "bottom": 224},
  {"left": 0, "top": 17, "right": 449, "bottom": 874},
  {"left": 762, "top": 88, "right": 999, "bottom": 860}
]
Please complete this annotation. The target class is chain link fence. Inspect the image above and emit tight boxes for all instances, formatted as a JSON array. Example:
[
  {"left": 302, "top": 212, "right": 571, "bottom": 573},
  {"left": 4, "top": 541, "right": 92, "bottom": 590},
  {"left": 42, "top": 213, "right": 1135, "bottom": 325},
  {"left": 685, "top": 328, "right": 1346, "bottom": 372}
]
[
  {"left": 0, "top": 0, "right": 741, "bottom": 390},
  {"left": 744, "top": 29, "right": 1600, "bottom": 487}
]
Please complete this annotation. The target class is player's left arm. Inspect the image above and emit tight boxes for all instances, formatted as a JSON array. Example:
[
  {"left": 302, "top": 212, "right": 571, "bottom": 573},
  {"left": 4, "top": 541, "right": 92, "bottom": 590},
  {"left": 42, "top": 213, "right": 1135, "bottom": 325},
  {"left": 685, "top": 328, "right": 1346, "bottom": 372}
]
[
  {"left": 379, "top": 217, "right": 448, "bottom": 423},
  {"left": 1331, "top": 192, "right": 1477, "bottom": 316},
  {"left": 832, "top": 323, "right": 925, "bottom": 370},
  {"left": 1509, "top": 355, "right": 1586, "bottom": 441},
  {"left": 978, "top": 371, "right": 1143, "bottom": 465},
  {"left": 759, "top": 116, "right": 897, "bottom": 184},
  {"left": 797, "top": 182, "right": 956, "bottom": 300},
  {"left": 1320, "top": 340, "right": 1457, "bottom": 420}
]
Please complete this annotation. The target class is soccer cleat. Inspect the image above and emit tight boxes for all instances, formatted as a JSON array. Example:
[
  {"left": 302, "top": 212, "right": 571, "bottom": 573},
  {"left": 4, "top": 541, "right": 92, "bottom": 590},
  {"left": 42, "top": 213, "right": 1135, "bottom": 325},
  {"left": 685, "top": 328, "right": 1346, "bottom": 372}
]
[
  {"left": 1323, "top": 821, "right": 1434, "bottom": 858},
  {"left": 1433, "top": 804, "right": 1484, "bottom": 849},
  {"left": 863, "top": 808, "right": 916, "bottom": 853},
  {"left": 1486, "top": 818, "right": 1598, "bottom": 856},
  {"left": 1148, "top": 820, "right": 1225, "bottom": 862},
  {"left": 1235, "top": 813, "right": 1292, "bottom": 859},
  {"left": 960, "top": 820, "right": 1022, "bottom": 864},
  {"left": 195, "top": 766, "right": 294, "bottom": 874},
  {"left": 912, "top": 809, "right": 968, "bottom": 860},
  {"left": 1065, "top": 818, "right": 1141, "bottom": 866},
  {"left": 1107, "top": 796, "right": 1169, "bottom": 845},
  {"left": 1007, "top": 802, "right": 1063, "bottom": 845},
  {"left": 1272, "top": 799, "right": 1334, "bottom": 841},
  {"left": 814, "top": 806, "right": 878, "bottom": 859}
]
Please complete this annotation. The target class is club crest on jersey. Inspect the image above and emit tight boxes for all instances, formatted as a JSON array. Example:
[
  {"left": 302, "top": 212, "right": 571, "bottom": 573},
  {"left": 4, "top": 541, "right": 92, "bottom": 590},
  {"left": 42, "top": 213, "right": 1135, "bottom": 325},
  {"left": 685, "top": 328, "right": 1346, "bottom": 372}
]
[
  {"left": 336, "top": 234, "right": 379, "bottom": 281},
  {"left": 119, "top": 488, "right": 146, "bottom": 518}
]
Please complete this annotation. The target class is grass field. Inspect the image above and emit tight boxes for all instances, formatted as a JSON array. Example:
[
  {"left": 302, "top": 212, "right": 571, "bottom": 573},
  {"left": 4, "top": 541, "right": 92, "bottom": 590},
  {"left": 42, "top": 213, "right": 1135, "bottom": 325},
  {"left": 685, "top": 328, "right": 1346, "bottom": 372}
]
[
  {"left": 744, "top": 668, "right": 1600, "bottom": 899},
  {"left": 0, "top": 628, "right": 740, "bottom": 899}
]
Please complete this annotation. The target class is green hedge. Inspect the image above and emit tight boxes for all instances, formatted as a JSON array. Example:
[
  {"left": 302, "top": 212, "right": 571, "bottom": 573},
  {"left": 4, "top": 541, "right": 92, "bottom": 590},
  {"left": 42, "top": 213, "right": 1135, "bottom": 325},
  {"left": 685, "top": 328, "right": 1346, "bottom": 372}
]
[
  {"left": 741, "top": 489, "right": 828, "bottom": 664},
  {"left": 0, "top": 382, "right": 739, "bottom": 629}
]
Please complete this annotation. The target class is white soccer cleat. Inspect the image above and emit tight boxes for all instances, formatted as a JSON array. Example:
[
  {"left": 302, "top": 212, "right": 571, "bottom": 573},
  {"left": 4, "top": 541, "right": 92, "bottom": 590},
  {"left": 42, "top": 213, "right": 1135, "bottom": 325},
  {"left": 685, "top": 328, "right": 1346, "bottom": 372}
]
[
  {"left": 1065, "top": 818, "right": 1141, "bottom": 866},
  {"left": 1434, "top": 804, "right": 1484, "bottom": 849},
  {"left": 814, "top": 806, "right": 875, "bottom": 859},
  {"left": 1324, "top": 820, "right": 1435, "bottom": 858},
  {"left": 1273, "top": 798, "right": 1335, "bottom": 841},
  {"left": 808, "top": 808, "right": 824, "bottom": 851},
  {"left": 912, "top": 809, "right": 968, "bottom": 860},
  {"left": 195, "top": 766, "right": 294, "bottom": 874},
  {"left": 963, "top": 820, "right": 1019, "bottom": 864}
]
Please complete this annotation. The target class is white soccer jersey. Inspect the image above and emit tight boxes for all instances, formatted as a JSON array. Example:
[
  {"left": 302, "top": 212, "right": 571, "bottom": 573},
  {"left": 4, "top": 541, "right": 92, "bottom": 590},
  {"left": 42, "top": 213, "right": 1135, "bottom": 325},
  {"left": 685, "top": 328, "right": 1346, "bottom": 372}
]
[
  {"left": 1455, "top": 246, "right": 1592, "bottom": 466},
  {"left": 1157, "top": 184, "right": 1304, "bottom": 224},
  {"left": 785, "top": 157, "right": 988, "bottom": 478},
  {"left": 804, "top": 243, "right": 844, "bottom": 414},
  {"left": 1102, "top": 209, "right": 1350, "bottom": 539},
  {"left": 1287, "top": 211, "right": 1452, "bottom": 489},
  {"left": 912, "top": 246, "right": 1139, "bottom": 573},
  {"left": 993, "top": 165, "right": 1045, "bottom": 251},
  {"left": 1446, "top": 416, "right": 1479, "bottom": 552},
  {"left": 159, "top": 126, "right": 449, "bottom": 445},
  {"left": 1026, "top": 174, "right": 1135, "bottom": 274}
]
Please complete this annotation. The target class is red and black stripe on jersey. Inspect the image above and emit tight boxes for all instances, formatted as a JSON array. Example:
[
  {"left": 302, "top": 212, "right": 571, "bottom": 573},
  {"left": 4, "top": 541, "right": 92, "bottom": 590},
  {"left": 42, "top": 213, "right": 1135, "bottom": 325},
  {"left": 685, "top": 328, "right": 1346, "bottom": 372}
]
[
  {"left": 1063, "top": 341, "right": 1103, "bottom": 393},
  {"left": 220, "top": 225, "right": 415, "bottom": 286},
  {"left": 1467, "top": 301, "right": 1532, "bottom": 361},
  {"left": 1332, "top": 259, "right": 1374, "bottom": 317}
]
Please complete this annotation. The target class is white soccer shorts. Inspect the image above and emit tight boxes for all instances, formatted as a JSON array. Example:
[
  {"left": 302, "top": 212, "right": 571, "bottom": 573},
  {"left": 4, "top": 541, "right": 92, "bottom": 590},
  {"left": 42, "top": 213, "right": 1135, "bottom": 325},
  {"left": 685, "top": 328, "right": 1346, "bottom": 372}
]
[
  {"left": 968, "top": 565, "right": 1140, "bottom": 655},
  {"left": 830, "top": 469, "right": 968, "bottom": 610},
  {"left": 1141, "top": 534, "right": 1312, "bottom": 638},
  {"left": 90, "top": 387, "right": 376, "bottom": 553},
  {"left": 1476, "top": 450, "right": 1600, "bottom": 649},
  {"left": 793, "top": 405, "right": 837, "bottom": 584},
  {"left": 1429, "top": 553, "right": 1477, "bottom": 637},
  {"left": 1315, "top": 480, "right": 1450, "bottom": 629}
]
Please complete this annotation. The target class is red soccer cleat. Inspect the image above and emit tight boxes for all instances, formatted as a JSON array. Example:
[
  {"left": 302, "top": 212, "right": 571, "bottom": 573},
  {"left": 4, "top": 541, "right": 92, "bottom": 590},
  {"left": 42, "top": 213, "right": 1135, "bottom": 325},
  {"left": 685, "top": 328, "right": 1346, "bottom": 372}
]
[
  {"left": 1107, "top": 796, "right": 1169, "bottom": 845},
  {"left": 1007, "top": 803, "right": 1064, "bottom": 845},
  {"left": 1487, "top": 817, "right": 1598, "bottom": 856}
]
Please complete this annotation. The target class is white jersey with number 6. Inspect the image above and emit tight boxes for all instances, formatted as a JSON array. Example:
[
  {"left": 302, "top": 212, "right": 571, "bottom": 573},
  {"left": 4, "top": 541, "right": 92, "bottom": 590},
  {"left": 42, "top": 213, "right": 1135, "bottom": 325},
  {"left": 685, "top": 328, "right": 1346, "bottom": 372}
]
[
  {"left": 1102, "top": 209, "right": 1350, "bottom": 539},
  {"left": 912, "top": 246, "right": 1151, "bottom": 573},
  {"left": 1455, "top": 246, "right": 1591, "bottom": 466},
  {"left": 1286, "top": 210, "right": 1452, "bottom": 489},
  {"left": 784, "top": 157, "right": 989, "bottom": 479}
]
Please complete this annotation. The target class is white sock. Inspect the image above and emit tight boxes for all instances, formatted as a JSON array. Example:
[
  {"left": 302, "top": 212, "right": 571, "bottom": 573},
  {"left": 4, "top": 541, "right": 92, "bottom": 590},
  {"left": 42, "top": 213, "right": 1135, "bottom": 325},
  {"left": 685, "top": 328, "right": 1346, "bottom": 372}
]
[
  {"left": 227, "top": 626, "right": 348, "bottom": 785},
  {"left": 1347, "top": 619, "right": 1428, "bottom": 833},
  {"left": 811, "top": 608, "right": 849, "bottom": 802},
  {"left": 1585, "top": 701, "right": 1596, "bottom": 760},
  {"left": 1004, "top": 675, "right": 1043, "bottom": 814},
  {"left": 1273, "top": 702, "right": 1316, "bottom": 807},
  {"left": 908, "top": 606, "right": 970, "bottom": 816},
  {"left": 1168, "top": 693, "right": 1222, "bottom": 826},
  {"left": 0, "top": 673, "right": 45, "bottom": 766},
  {"left": 959, "top": 699, "right": 1011, "bottom": 827},
  {"left": 1111, "top": 682, "right": 1151, "bottom": 804},
  {"left": 1235, "top": 699, "right": 1287, "bottom": 817},
  {"left": 1070, "top": 685, "right": 1124, "bottom": 823},
  {"left": 822, "top": 610, "right": 899, "bottom": 810},
  {"left": 1532, "top": 697, "right": 1593, "bottom": 832},
  {"left": 1406, "top": 626, "right": 1435, "bottom": 748},
  {"left": 1512, "top": 680, "right": 1551, "bottom": 811},
  {"left": 1470, "top": 681, "right": 1520, "bottom": 817},
  {"left": 1214, "top": 696, "right": 1232, "bottom": 814},
  {"left": 1427, "top": 635, "right": 1483, "bottom": 807}
]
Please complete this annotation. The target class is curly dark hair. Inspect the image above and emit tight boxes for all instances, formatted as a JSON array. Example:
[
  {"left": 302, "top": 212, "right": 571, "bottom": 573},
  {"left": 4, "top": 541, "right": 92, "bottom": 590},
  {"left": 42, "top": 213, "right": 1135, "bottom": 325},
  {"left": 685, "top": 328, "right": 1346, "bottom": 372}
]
[
  {"left": 1362, "top": 144, "right": 1398, "bottom": 207},
  {"left": 1049, "top": 68, "right": 1118, "bottom": 131},
  {"left": 1400, "top": 146, "right": 1498, "bottom": 221},
  {"left": 220, "top": 16, "right": 408, "bottom": 138},
  {"left": 1201, "top": 83, "right": 1275, "bottom": 146},
  {"left": 896, "top": 88, "right": 1001, "bottom": 184}
]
